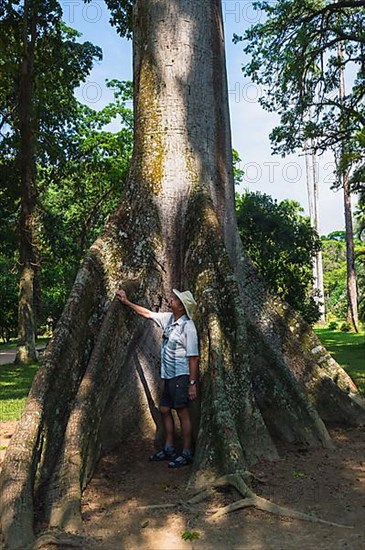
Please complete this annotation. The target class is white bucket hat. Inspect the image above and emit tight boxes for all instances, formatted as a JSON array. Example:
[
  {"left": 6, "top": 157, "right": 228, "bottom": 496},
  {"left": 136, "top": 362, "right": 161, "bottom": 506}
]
[{"left": 172, "top": 289, "right": 197, "bottom": 319}]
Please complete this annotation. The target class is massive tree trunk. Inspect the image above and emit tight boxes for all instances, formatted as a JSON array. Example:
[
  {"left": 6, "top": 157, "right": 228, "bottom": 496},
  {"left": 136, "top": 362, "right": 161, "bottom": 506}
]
[
  {"left": 14, "top": 0, "right": 39, "bottom": 364},
  {"left": 1, "top": 1, "right": 364, "bottom": 548}
]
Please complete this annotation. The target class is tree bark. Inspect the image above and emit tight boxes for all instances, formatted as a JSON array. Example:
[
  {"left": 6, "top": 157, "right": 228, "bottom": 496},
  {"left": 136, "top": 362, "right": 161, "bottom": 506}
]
[
  {"left": 311, "top": 149, "right": 326, "bottom": 323},
  {"left": 14, "top": 0, "right": 39, "bottom": 364},
  {"left": 304, "top": 139, "right": 326, "bottom": 324},
  {"left": 343, "top": 172, "right": 359, "bottom": 331},
  {"left": 338, "top": 42, "right": 359, "bottom": 332},
  {"left": 1, "top": 1, "right": 364, "bottom": 548}
]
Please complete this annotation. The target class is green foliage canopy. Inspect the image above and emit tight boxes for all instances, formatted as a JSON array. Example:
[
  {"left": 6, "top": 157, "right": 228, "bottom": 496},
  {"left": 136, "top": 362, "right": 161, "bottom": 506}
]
[
  {"left": 321, "top": 232, "right": 348, "bottom": 319},
  {"left": 321, "top": 230, "right": 365, "bottom": 321},
  {"left": 0, "top": 1, "right": 102, "bottom": 157},
  {"left": 38, "top": 80, "right": 133, "bottom": 322},
  {"left": 237, "top": 0, "right": 365, "bottom": 157},
  {"left": 98, "top": 0, "right": 133, "bottom": 38},
  {"left": 236, "top": 190, "right": 321, "bottom": 323},
  {"left": 0, "top": 0, "right": 103, "bottom": 258},
  {"left": 0, "top": 2, "right": 132, "bottom": 338}
]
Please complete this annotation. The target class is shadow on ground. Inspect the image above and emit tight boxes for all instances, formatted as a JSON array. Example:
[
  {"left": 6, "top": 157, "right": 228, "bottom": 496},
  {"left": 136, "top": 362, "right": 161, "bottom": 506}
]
[{"left": 78, "top": 426, "right": 365, "bottom": 550}]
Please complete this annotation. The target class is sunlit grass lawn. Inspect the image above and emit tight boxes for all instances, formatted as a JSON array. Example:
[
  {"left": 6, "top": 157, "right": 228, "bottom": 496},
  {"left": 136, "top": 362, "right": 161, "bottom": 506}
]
[
  {"left": 0, "top": 332, "right": 364, "bottom": 423},
  {"left": 0, "top": 340, "right": 18, "bottom": 350},
  {"left": 0, "top": 337, "right": 49, "bottom": 421},
  {"left": 314, "top": 328, "right": 365, "bottom": 394},
  {"left": 0, "top": 362, "right": 39, "bottom": 422}
]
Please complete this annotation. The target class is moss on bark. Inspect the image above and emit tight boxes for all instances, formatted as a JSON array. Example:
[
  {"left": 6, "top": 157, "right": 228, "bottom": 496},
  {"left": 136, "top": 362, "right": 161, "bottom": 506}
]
[{"left": 182, "top": 188, "right": 340, "bottom": 487}]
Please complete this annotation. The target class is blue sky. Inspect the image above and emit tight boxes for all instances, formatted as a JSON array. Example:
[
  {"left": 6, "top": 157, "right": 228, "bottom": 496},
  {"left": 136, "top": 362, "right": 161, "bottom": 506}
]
[{"left": 60, "top": 0, "right": 347, "bottom": 235}]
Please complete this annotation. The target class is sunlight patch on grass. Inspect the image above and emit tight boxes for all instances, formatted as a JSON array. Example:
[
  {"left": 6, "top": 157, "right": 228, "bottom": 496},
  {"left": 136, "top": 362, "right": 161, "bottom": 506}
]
[
  {"left": 0, "top": 341, "right": 18, "bottom": 350},
  {"left": 0, "top": 362, "right": 38, "bottom": 422},
  {"left": 315, "top": 328, "right": 365, "bottom": 393}
]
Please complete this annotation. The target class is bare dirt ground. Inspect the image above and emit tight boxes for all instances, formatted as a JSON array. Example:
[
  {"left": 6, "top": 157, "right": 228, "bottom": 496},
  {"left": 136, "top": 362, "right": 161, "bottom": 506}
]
[{"left": 0, "top": 423, "right": 364, "bottom": 549}]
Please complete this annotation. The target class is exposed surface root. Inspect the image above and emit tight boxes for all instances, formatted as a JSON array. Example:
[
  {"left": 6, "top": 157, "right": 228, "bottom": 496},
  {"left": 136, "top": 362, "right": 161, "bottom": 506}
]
[
  {"left": 186, "top": 487, "right": 215, "bottom": 505},
  {"left": 138, "top": 503, "right": 179, "bottom": 510},
  {"left": 210, "top": 494, "right": 353, "bottom": 528},
  {"left": 32, "top": 529, "right": 94, "bottom": 549},
  {"left": 137, "top": 502, "right": 202, "bottom": 513},
  {"left": 138, "top": 472, "right": 354, "bottom": 529}
]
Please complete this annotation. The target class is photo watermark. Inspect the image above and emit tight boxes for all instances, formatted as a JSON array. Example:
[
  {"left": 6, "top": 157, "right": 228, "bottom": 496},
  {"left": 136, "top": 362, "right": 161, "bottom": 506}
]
[
  {"left": 239, "top": 160, "right": 337, "bottom": 186},
  {"left": 62, "top": 0, "right": 104, "bottom": 24}
]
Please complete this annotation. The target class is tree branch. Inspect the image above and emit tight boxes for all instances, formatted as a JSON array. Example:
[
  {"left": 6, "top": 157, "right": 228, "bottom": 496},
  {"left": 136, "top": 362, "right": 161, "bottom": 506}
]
[{"left": 301, "top": 1, "right": 365, "bottom": 24}]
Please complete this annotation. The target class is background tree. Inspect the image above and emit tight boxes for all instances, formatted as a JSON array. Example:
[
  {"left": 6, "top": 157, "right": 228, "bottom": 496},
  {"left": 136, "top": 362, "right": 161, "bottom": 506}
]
[
  {"left": 355, "top": 187, "right": 365, "bottom": 240},
  {"left": 39, "top": 80, "right": 133, "bottom": 323},
  {"left": 0, "top": 255, "right": 18, "bottom": 342},
  {"left": 239, "top": 0, "right": 364, "bottom": 155},
  {"left": 334, "top": 42, "right": 359, "bottom": 331},
  {"left": 304, "top": 138, "right": 326, "bottom": 323},
  {"left": 321, "top": 230, "right": 364, "bottom": 323},
  {"left": 0, "top": 0, "right": 101, "bottom": 362},
  {"left": 0, "top": 157, "right": 19, "bottom": 341},
  {"left": 350, "top": 139, "right": 365, "bottom": 320},
  {"left": 321, "top": 232, "right": 348, "bottom": 320},
  {"left": 237, "top": 0, "right": 364, "bottom": 332},
  {"left": 236, "top": 191, "right": 321, "bottom": 324},
  {"left": 0, "top": 79, "right": 133, "bottom": 336},
  {"left": 355, "top": 192, "right": 365, "bottom": 321},
  {"left": 1, "top": 2, "right": 364, "bottom": 549},
  {"left": 16, "top": 0, "right": 39, "bottom": 363}
]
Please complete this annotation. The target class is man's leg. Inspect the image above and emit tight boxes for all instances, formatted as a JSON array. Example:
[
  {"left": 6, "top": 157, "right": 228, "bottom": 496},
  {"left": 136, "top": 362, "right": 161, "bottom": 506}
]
[
  {"left": 160, "top": 405, "right": 175, "bottom": 447},
  {"left": 167, "top": 407, "right": 193, "bottom": 468},
  {"left": 176, "top": 407, "right": 192, "bottom": 452},
  {"left": 167, "top": 377, "right": 193, "bottom": 468},
  {"left": 150, "top": 381, "right": 176, "bottom": 461}
]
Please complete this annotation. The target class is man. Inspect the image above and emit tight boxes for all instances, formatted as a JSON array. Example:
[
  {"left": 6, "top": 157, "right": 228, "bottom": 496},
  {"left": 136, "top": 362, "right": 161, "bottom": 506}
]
[{"left": 116, "top": 288, "right": 199, "bottom": 468}]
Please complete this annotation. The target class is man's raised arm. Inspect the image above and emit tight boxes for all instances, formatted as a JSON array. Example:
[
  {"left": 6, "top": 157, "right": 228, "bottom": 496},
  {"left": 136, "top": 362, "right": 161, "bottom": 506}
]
[{"left": 116, "top": 290, "right": 153, "bottom": 319}]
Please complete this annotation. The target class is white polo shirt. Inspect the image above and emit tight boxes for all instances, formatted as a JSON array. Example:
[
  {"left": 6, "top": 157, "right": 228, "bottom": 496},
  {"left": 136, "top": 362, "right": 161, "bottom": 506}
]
[{"left": 150, "top": 312, "right": 199, "bottom": 379}]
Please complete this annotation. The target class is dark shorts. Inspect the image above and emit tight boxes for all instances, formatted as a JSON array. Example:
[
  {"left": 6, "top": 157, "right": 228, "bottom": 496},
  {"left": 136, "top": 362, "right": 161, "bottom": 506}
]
[{"left": 160, "top": 375, "right": 189, "bottom": 409}]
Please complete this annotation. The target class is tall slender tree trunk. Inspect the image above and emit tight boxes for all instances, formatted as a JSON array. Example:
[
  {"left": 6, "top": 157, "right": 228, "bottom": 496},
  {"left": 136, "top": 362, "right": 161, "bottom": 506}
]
[
  {"left": 304, "top": 138, "right": 325, "bottom": 324},
  {"left": 311, "top": 149, "right": 326, "bottom": 323},
  {"left": 338, "top": 43, "right": 359, "bottom": 332},
  {"left": 343, "top": 172, "right": 359, "bottom": 331},
  {"left": 14, "top": 0, "right": 38, "bottom": 364},
  {"left": 1, "top": 2, "right": 364, "bottom": 548}
]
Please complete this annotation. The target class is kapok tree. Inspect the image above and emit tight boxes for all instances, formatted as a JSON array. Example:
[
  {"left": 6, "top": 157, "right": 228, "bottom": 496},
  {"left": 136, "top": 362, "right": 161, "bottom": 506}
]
[{"left": 1, "top": 1, "right": 364, "bottom": 548}]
